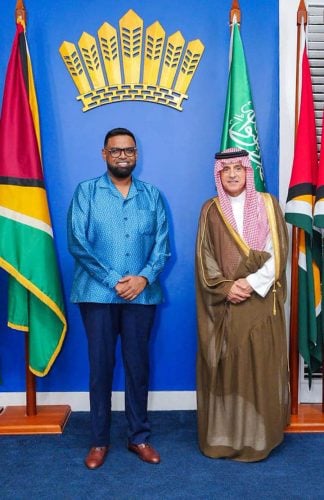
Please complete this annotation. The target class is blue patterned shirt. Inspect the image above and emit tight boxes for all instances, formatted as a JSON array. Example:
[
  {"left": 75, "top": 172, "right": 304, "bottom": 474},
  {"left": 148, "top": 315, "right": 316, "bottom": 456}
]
[{"left": 68, "top": 173, "right": 170, "bottom": 304}]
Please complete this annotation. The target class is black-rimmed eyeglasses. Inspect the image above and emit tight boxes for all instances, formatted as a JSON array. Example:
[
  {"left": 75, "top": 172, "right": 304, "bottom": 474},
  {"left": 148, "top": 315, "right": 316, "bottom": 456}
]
[{"left": 105, "top": 147, "right": 137, "bottom": 158}]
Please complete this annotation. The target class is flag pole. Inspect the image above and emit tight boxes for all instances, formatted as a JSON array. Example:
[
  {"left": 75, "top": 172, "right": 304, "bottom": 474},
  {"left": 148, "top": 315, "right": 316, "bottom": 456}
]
[
  {"left": 15, "top": 0, "right": 37, "bottom": 418},
  {"left": 288, "top": 0, "right": 307, "bottom": 416},
  {"left": 25, "top": 334, "right": 37, "bottom": 417}
]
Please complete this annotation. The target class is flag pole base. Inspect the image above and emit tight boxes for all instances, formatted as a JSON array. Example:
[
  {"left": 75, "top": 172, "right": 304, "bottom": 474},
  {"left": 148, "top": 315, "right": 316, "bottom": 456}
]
[
  {"left": 0, "top": 405, "right": 71, "bottom": 435},
  {"left": 285, "top": 403, "right": 324, "bottom": 433}
]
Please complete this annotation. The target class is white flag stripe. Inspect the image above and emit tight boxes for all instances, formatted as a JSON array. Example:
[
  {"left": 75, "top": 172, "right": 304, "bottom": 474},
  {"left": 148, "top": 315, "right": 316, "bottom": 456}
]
[
  {"left": 298, "top": 250, "right": 306, "bottom": 272},
  {"left": 316, "top": 302, "right": 321, "bottom": 317},
  {"left": 286, "top": 199, "right": 313, "bottom": 218},
  {"left": 0, "top": 206, "right": 53, "bottom": 237},
  {"left": 314, "top": 200, "right": 324, "bottom": 217}
]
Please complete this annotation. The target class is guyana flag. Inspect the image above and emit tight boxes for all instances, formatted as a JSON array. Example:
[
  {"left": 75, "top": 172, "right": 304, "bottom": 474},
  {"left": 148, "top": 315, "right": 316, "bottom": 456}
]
[
  {"left": 0, "top": 21, "right": 67, "bottom": 376},
  {"left": 313, "top": 111, "right": 324, "bottom": 377},
  {"left": 220, "top": 18, "right": 265, "bottom": 192},
  {"left": 314, "top": 112, "right": 324, "bottom": 228},
  {"left": 285, "top": 47, "right": 322, "bottom": 385}
]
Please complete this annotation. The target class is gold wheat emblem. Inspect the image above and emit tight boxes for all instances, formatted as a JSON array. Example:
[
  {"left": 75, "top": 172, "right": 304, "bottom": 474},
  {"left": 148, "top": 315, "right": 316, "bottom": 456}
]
[{"left": 59, "top": 9, "right": 204, "bottom": 112}]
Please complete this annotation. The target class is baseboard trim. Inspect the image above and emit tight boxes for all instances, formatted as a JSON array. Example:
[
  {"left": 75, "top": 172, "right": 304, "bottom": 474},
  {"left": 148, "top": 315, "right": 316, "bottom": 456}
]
[{"left": 0, "top": 391, "right": 197, "bottom": 411}]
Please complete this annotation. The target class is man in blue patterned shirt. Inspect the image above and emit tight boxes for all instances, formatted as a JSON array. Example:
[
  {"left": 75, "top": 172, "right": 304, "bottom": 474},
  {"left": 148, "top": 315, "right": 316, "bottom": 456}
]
[{"left": 68, "top": 128, "right": 170, "bottom": 469}]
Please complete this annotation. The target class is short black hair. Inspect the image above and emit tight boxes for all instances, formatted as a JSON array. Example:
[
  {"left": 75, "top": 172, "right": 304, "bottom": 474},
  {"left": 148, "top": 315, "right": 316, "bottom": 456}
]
[{"left": 104, "top": 128, "right": 136, "bottom": 147}]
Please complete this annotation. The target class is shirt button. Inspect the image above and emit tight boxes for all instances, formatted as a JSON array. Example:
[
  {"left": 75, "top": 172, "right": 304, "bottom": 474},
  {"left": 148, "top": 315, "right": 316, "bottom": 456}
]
[
  {"left": 125, "top": 234, "right": 130, "bottom": 238},
  {"left": 125, "top": 253, "right": 130, "bottom": 257},
  {"left": 124, "top": 217, "right": 128, "bottom": 221}
]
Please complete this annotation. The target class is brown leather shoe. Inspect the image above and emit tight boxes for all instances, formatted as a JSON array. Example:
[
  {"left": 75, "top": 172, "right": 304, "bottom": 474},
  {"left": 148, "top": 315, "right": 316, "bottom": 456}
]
[
  {"left": 84, "top": 446, "right": 108, "bottom": 469},
  {"left": 128, "top": 443, "right": 160, "bottom": 464}
]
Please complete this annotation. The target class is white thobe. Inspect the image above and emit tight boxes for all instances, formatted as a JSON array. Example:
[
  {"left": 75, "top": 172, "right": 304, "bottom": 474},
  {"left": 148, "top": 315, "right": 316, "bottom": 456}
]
[{"left": 229, "top": 191, "right": 275, "bottom": 298}]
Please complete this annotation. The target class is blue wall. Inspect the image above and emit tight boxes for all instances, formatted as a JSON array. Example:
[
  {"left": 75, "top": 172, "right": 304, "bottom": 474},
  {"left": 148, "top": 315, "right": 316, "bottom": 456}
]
[{"left": 0, "top": 0, "right": 278, "bottom": 392}]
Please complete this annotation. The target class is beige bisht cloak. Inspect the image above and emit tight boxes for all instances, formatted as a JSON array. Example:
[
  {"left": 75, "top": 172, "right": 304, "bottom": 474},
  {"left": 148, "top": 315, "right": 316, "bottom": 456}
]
[{"left": 196, "top": 193, "right": 290, "bottom": 462}]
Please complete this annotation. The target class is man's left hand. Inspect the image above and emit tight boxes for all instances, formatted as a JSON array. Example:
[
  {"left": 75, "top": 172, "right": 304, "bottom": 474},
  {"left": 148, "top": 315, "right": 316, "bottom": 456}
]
[
  {"left": 115, "top": 275, "right": 148, "bottom": 301},
  {"left": 235, "top": 278, "right": 253, "bottom": 294}
]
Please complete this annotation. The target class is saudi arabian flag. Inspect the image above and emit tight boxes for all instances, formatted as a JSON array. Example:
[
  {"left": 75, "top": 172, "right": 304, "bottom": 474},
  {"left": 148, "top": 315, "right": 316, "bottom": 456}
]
[
  {"left": 220, "top": 20, "right": 265, "bottom": 192},
  {"left": 0, "top": 21, "right": 67, "bottom": 376}
]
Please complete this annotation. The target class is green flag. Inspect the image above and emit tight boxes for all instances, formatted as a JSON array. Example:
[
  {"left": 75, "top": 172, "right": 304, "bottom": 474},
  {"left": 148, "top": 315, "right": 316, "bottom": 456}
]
[{"left": 221, "top": 21, "right": 265, "bottom": 192}]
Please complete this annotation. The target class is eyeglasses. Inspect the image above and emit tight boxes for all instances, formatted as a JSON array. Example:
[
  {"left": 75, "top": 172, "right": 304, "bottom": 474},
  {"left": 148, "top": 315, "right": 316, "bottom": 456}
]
[{"left": 105, "top": 147, "right": 137, "bottom": 158}]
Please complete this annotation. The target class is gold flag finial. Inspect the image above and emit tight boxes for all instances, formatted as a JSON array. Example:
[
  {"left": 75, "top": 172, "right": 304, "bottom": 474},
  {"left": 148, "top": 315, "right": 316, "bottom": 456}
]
[
  {"left": 297, "top": 0, "right": 307, "bottom": 25},
  {"left": 16, "top": 0, "right": 26, "bottom": 25},
  {"left": 230, "top": 0, "right": 241, "bottom": 25}
]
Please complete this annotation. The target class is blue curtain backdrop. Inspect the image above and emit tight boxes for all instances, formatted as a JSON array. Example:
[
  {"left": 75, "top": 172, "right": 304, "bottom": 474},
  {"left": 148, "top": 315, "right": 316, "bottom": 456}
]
[{"left": 0, "top": 0, "right": 278, "bottom": 393}]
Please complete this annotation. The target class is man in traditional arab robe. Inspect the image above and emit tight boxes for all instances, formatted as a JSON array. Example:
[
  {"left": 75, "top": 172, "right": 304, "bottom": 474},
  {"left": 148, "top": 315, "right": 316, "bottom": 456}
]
[{"left": 195, "top": 147, "right": 290, "bottom": 462}]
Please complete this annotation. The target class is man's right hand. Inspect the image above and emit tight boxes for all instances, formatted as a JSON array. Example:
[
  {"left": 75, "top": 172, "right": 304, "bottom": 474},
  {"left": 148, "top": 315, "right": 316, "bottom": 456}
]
[
  {"left": 227, "top": 279, "right": 252, "bottom": 304},
  {"left": 115, "top": 275, "right": 147, "bottom": 301}
]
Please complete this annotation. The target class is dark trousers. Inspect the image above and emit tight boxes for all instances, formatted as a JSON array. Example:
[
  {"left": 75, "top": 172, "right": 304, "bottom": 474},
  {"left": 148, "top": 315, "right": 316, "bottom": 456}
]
[{"left": 79, "top": 302, "right": 156, "bottom": 447}]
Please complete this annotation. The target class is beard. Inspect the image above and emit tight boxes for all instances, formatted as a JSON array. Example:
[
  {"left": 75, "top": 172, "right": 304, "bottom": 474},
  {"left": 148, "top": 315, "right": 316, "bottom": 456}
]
[{"left": 107, "top": 161, "right": 136, "bottom": 179}]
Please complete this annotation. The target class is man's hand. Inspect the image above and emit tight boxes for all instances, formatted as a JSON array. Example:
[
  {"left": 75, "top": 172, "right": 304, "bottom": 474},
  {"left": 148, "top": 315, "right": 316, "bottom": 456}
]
[
  {"left": 227, "top": 278, "right": 253, "bottom": 304},
  {"left": 115, "top": 275, "right": 148, "bottom": 301}
]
